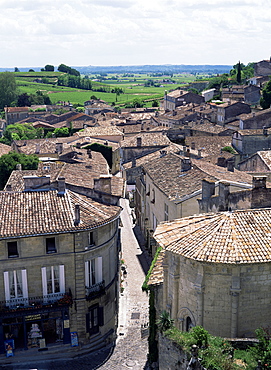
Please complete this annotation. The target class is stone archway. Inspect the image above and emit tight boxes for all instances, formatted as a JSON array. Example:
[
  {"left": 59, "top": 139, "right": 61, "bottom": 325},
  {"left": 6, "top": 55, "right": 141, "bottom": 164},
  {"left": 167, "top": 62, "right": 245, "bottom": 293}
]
[{"left": 177, "top": 307, "right": 196, "bottom": 332}]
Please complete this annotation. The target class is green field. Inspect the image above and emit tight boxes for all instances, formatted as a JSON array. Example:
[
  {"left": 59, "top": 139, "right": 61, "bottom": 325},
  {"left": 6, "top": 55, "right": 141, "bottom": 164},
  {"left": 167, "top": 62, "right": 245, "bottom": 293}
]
[{"left": 13, "top": 71, "right": 203, "bottom": 107}]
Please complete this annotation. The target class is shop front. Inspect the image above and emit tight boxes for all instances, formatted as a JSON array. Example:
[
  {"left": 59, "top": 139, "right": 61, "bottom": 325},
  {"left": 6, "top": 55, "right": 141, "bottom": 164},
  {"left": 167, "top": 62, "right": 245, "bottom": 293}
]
[{"left": 0, "top": 305, "right": 71, "bottom": 353}]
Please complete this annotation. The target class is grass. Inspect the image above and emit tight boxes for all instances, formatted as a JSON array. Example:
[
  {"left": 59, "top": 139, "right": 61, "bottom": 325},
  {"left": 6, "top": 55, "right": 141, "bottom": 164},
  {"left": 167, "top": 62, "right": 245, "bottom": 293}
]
[{"left": 12, "top": 71, "right": 204, "bottom": 107}]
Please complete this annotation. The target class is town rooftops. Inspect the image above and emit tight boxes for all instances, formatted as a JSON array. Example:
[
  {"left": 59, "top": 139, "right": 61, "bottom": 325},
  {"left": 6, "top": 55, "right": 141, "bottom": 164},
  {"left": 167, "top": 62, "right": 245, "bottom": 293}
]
[
  {"left": 75, "top": 126, "right": 124, "bottom": 138},
  {"left": 120, "top": 132, "right": 171, "bottom": 147},
  {"left": 0, "top": 189, "right": 121, "bottom": 239},
  {"left": 143, "top": 152, "right": 252, "bottom": 201},
  {"left": 153, "top": 208, "right": 271, "bottom": 264}
]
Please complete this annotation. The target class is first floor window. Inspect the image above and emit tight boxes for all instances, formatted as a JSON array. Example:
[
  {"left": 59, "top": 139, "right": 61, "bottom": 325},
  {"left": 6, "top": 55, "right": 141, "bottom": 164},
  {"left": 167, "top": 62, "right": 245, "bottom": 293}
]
[
  {"left": 46, "top": 237, "right": 56, "bottom": 254},
  {"left": 42, "top": 265, "right": 65, "bottom": 300},
  {"left": 7, "top": 241, "right": 19, "bottom": 258},
  {"left": 4, "top": 270, "right": 28, "bottom": 306},
  {"left": 85, "top": 257, "right": 103, "bottom": 287}
]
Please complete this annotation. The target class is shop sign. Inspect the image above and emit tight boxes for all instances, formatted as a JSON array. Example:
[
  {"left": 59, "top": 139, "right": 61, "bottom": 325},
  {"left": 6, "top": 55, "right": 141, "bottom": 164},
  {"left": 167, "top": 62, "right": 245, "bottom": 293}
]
[{"left": 25, "top": 314, "right": 41, "bottom": 321}]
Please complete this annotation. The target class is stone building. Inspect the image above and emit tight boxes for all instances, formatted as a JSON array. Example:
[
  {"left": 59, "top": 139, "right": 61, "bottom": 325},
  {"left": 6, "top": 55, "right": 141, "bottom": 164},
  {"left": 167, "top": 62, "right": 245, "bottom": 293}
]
[
  {"left": 149, "top": 207, "right": 271, "bottom": 338},
  {"left": 232, "top": 128, "right": 271, "bottom": 160},
  {"left": 254, "top": 58, "right": 271, "bottom": 77},
  {"left": 135, "top": 152, "right": 252, "bottom": 255},
  {"left": 0, "top": 179, "right": 121, "bottom": 353},
  {"left": 164, "top": 90, "right": 204, "bottom": 111}
]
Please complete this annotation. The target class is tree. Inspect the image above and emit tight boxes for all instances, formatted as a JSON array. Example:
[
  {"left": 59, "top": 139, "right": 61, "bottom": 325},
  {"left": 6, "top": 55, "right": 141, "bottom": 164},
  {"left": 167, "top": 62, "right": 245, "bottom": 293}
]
[
  {"left": 0, "top": 72, "right": 18, "bottom": 110},
  {"left": 260, "top": 78, "right": 271, "bottom": 109},
  {"left": 237, "top": 61, "right": 242, "bottom": 83},
  {"left": 17, "top": 93, "right": 31, "bottom": 107},
  {"left": 14, "top": 67, "right": 20, "bottom": 72},
  {"left": 0, "top": 151, "right": 39, "bottom": 189},
  {"left": 44, "top": 64, "right": 54, "bottom": 72},
  {"left": 53, "top": 127, "right": 69, "bottom": 137},
  {"left": 157, "top": 311, "right": 174, "bottom": 332},
  {"left": 0, "top": 123, "right": 43, "bottom": 145}
]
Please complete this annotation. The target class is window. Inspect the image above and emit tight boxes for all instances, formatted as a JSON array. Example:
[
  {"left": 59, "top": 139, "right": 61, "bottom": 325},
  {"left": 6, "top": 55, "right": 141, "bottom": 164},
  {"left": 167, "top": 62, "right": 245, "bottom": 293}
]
[
  {"left": 86, "top": 305, "right": 104, "bottom": 335},
  {"left": 46, "top": 237, "right": 56, "bottom": 254},
  {"left": 41, "top": 265, "right": 65, "bottom": 301},
  {"left": 164, "top": 203, "right": 169, "bottom": 221},
  {"left": 151, "top": 189, "right": 155, "bottom": 203},
  {"left": 8, "top": 241, "right": 18, "bottom": 258},
  {"left": 85, "top": 257, "right": 103, "bottom": 287},
  {"left": 4, "top": 270, "right": 28, "bottom": 306},
  {"left": 88, "top": 232, "right": 95, "bottom": 247}
]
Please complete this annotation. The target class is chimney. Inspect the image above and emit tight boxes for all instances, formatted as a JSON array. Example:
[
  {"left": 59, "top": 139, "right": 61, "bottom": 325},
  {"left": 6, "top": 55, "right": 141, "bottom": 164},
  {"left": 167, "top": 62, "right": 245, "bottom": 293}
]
[
  {"left": 202, "top": 179, "right": 215, "bottom": 199},
  {"left": 197, "top": 149, "right": 202, "bottom": 159},
  {"left": 137, "top": 137, "right": 142, "bottom": 147},
  {"left": 16, "top": 164, "right": 22, "bottom": 171},
  {"left": 87, "top": 149, "right": 92, "bottom": 158},
  {"left": 55, "top": 142, "right": 63, "bottom": 154},
  {"left": 57, "top": 177, "right": 66, "bottom": 196},
  {"left": 35, "top": 143, "right": 40, "bottom": 154},
  {"left": 94, "top": 176, "right": 112, "bottom": 194},
  {"left": 217, "top": 157, "right": 227, "bottom": 167},
  {"left": 218, "top": 181, "right": 230, "bottom": 203},
  {"left": 74, "top": 204, "right": 80, "bottom": 226},
  {"left": 227, "top": 159, "right": 235, "bottom": 172},
  {"left": 76, "top": 142, "right": 81, "bottom": 149},
  {"left": 191, "top": 142, "right": 195, "bottom": 150},
  {"left": 253, "top": 176, "right": 267, "bottom": 189},
  {"left": 181, "top": 158, "right": 192, "bottom": 172}
]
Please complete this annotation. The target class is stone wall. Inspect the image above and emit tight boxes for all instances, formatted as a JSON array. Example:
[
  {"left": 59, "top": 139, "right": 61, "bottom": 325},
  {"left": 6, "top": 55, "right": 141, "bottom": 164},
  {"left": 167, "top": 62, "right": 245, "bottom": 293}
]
[{"left": 158, "top": 333, "right": 188, "bottom": 370}]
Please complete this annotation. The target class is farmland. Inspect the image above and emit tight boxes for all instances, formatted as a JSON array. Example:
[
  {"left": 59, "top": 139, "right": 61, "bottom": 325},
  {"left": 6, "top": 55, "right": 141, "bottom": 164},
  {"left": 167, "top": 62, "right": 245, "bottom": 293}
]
[{"left": 13, "top": 71, "right": 206, "bottom": 107}]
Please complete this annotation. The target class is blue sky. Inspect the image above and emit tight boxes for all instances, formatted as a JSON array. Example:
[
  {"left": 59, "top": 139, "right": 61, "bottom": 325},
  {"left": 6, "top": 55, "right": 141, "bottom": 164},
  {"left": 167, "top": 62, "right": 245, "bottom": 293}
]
[{"left": 1, "top": 0, "right": 270, "bottom": 68}]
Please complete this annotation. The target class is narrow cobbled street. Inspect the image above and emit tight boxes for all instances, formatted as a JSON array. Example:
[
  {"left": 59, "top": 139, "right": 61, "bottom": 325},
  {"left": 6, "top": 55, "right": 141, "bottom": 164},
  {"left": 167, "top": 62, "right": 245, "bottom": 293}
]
[
  {"left": 100, "top": 198, "right": 151, "bottom": 369},
  {"left": 2, "top": 199, "right": 151, "bottom": 370}
]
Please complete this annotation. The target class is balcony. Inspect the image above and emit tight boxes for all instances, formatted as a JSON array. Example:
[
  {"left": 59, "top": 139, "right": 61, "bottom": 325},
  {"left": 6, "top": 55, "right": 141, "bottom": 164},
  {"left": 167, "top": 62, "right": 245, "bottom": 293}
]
[
  {"left": 0, "top": 292, "right": 73, "bottom": 318},
  {"left": 86, "top": 280, "right": 105, "bottom": 300}
]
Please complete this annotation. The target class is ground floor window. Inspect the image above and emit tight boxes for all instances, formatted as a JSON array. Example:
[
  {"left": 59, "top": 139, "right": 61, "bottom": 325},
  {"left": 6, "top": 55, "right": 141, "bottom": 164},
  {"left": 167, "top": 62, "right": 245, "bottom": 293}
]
[{"left": 86, "top": 305, "right": 104, "bottom": 335}]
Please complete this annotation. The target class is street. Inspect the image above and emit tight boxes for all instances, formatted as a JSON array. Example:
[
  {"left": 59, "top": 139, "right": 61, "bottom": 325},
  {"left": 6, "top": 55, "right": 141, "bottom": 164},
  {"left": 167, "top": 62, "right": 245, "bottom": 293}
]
[{"left": 2, "top": 199, "right": 151, "bottom": 370}]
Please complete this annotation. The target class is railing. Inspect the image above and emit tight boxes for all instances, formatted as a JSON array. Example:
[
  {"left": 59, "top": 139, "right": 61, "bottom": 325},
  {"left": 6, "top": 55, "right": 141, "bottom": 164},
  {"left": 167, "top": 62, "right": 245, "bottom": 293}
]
[
  {"left": 85, "top": 280, "right": 105, "bottom": 300},
  {"left": 0, "top": 292, "right": 72, "bottom": 313}
]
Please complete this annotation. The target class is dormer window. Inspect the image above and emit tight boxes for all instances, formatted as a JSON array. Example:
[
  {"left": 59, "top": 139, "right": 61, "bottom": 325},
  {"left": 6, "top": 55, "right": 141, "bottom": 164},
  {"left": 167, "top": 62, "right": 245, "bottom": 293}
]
[
  {"left": 8, "top": 241, "right": 19, "bottom": 258},
  {"left": 46, "top": 237, "right": 57, "bottom": 254}
]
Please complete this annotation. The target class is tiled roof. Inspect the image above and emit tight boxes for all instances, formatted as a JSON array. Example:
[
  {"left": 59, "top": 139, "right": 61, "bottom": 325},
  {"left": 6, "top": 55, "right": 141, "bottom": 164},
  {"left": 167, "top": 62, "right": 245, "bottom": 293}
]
[
  {"left": 0, "top": 189, "right": 121, "bottom": 239},
  {"left": 185, "top": 136, "right": 232, "bottom": 156},
  {"left": 5, "top": 107, "right": 29, "bottom": 113},
  {"left": 258, "top": 151, "right": 271, "bottom": 169},
  {"left": 123, "top": 143, "right": 182, "bottom": 170},
  {"left": 236, "top": 129, "right": 265, "bottom": 136},
  {"left": 154, "top": 209, "right": 271, "bottom": 264},
  {"left": 121, "top": 132, "right": 171, "bottom": 147},
  {"left": 75, "top": 126, "right": 123, "bottom": 137},
  {"left": 0, "top": 143, "right": 11, "bottom": 156},
  {"left": 143, "top": 153, "right": 252, "bottom": 201}
]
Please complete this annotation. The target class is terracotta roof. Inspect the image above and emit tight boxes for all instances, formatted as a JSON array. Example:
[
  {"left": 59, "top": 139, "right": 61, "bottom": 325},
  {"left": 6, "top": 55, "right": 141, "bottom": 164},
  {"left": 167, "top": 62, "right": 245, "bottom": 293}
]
[
  {"left": 185, "top": 136, "right": 232, "bottom": 156},
  {"left": 143, "top": 153, "right": 252, "bottom": 201},
  {"left": 0, "top": 189, "right": 121, "bottom": 239},
  {"left": 75, "top": 126, "right": 123, "bottom": 138},
  {"left": 0, "top": 143, "right": 11, "bottom": 156},
  {"left": 5, "top": 107, "right": 29, "bottom": 113},
  {"left": 257, "top": 151, "right": 271, "bottom": 169},
  {"left": 191, "top": 123, "right": 230, "bottom": 134},
  {"left": 121, "top": 132, "right": 171, "bottom": 147},
  {"left": 154, "top": 208, "right": 271, "bottom": 264}
]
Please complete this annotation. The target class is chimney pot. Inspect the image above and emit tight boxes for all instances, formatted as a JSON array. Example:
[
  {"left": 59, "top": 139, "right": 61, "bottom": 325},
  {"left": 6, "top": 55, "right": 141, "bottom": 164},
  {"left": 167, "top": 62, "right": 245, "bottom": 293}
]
[
  {"left": 74, "top": 204, "right": 80, "bottom": 225},
  {"left": 58, "top": 177, "right": 66, "bottom": 196},
  {"left": 137, "top": 137, "right": 142, "bottom": 147}
]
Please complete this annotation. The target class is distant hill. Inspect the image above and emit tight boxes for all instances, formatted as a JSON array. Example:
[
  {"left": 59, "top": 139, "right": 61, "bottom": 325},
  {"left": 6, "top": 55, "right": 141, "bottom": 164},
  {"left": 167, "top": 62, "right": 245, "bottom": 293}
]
[{"left": 0, "top": 64, "right": 232, "bottom": 74}]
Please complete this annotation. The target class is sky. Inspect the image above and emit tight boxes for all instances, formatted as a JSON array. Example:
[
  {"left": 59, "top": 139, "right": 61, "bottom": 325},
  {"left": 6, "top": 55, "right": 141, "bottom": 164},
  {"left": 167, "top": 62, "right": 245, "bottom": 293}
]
[{"left": 1, "top": 0, "right": 271, "bottom": 68}]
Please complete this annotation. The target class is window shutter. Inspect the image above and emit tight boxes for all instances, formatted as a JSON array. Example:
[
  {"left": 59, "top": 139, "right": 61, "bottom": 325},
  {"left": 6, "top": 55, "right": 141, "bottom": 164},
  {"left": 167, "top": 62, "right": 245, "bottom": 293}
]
[
  {"left": 21, "top": 269, "right": 28, "bottom": 300},
  {"left": 41, "top": 267, "right": 47, "bottom": 296},
  {"left": 85, "top": 261, "right": 89, "bottom": 287},
  {"left": 4, "top": 271, "right": 10, "bottom": 302},
  {"left": 59, "top": 265, "right": 65, "bottom": 293},
  {"left": 98, "top": 306, "right": 104, "bottom": 327},
  {"left": 86, "top": 313, "right": 90, "bottom": 333},
  {"left": 95, "top": 257, "right": 103, "bottom": 283}
]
